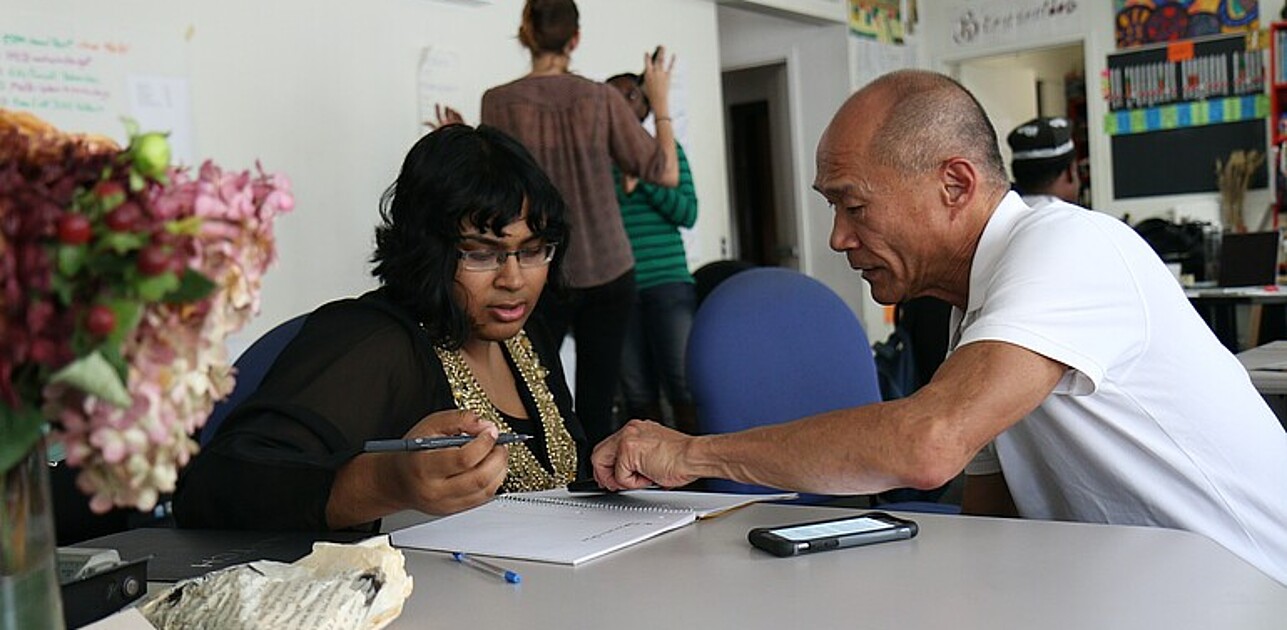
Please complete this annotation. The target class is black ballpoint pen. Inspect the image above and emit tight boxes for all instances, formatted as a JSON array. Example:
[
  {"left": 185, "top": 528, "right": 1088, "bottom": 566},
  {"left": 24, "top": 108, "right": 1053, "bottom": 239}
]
[{"left": 363, "top": 433, "right": 532, "bottom": 453}]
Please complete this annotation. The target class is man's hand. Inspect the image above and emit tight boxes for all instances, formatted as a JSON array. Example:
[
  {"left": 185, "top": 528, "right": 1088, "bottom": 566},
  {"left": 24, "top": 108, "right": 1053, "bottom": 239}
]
[
  {"left": 591, "top": 419, "right": 699, "bottom": 490},
  {"left": 425, "top": 104, "right": 466, "bottom": 130},
  {"left": 622, "top": 174, "right": 639, "bottom": 195}
]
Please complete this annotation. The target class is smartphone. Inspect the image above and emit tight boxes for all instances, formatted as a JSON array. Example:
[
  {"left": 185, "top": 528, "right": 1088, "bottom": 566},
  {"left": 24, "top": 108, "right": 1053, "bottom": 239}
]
[{"left": 748, "top": 512, "right": 918, "bottom": 557}]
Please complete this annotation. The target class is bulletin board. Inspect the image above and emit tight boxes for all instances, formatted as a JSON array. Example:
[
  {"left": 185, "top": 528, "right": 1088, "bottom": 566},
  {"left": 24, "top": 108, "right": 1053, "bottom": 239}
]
[
  {"left": 1111, "top": 120, "right": 1267, "bottom": 198},
  {"left": 1105, "top": 32, "right": 1268, "bottom": 198},
  {"left": 0, "top": 13, "right": 194, "bottom": 163}
]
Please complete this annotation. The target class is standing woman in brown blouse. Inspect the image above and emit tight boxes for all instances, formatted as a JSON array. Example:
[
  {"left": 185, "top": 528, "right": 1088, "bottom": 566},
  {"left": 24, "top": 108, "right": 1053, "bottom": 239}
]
[{"left": 439, "top": 0, "right": 678, "bottom": 447}]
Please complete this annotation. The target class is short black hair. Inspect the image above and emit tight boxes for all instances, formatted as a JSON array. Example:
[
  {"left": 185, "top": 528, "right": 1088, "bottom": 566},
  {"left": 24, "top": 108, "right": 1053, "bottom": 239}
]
[
  {"left": 372, "top": 124, "right": 569, "bottom": 349},
  {"left": 606, "top": 72, "right": 640, "bottom": 85},
  {"left": 1011, "top": 154, "right": 1074, "bottom": 196}
]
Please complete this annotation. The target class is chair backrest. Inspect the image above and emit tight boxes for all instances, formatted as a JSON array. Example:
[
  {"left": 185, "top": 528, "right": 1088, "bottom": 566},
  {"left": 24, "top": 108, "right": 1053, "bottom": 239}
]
[
  {"left": 685, "top": 267, "right": 880, "bottom": 496},
  {"left": 200, "top": 314, "right": 308, "bottom": 446},
  {"left": 692, "top": 259, "right": 757, "bottom": 306}
]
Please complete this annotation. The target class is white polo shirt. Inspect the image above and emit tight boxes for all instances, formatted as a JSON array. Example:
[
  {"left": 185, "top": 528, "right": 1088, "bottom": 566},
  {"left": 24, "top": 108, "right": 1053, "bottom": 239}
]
[{"left": 957, "top": 192, "right": 1287, "bottom": 584}]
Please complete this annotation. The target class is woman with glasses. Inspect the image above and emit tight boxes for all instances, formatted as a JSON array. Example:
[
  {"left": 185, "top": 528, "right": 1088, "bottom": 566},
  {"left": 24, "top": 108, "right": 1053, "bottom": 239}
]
[
  {"left": 433, "top": 0, "right": 679, "bottom": 449},
  {"left": 174, "top": 125, "right": 586, "bottom": 531}
]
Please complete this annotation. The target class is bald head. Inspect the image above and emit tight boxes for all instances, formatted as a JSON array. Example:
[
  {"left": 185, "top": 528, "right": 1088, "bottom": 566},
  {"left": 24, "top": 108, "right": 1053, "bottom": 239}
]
[{"left": 823, "top": 70, "right": 1009, "bottom": 191}]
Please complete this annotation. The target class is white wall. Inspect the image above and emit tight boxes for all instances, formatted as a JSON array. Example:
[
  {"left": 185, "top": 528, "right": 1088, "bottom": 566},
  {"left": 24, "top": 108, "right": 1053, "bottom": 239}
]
[
  {"left": 11, "top": 0, "right": 732, "bottom": 349},
  {"left": 718, "top": 5, "right": 863, "bottom": 323}
]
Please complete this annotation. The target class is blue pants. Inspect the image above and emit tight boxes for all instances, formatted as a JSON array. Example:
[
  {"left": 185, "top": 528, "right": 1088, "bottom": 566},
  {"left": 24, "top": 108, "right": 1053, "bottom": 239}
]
[{"left": 619, "top": 282, "right": 697, "bottom": 419}]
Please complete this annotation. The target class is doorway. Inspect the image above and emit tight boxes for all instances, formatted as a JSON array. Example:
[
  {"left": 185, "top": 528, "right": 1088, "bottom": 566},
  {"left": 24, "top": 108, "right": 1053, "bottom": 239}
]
[
  {"left": 953, "top": 42, "right": 1091, "bottom": 207},
  {"left": 721, "top": 63, "right": 799, "bottom": 269}
]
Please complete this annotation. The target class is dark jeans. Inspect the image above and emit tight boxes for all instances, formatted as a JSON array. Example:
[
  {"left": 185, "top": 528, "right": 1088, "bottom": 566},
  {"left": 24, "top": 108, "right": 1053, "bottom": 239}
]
[
  {"left": 620, "top": 282, "right": 696, "bottom": 418},
  {"left": 536, "top": 270, "right": 636, "bottom": 448}
]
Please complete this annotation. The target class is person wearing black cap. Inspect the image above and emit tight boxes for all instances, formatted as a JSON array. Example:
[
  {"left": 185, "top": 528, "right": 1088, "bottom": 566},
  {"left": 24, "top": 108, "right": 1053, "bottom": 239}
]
[{"left": 1006, "top": 116, "right": 1080, "bottom": 209}]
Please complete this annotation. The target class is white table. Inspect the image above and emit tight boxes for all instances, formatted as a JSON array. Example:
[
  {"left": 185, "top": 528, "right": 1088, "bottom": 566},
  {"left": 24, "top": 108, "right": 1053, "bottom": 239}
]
[
  {"left": 386, "top": 503, "right": 1287, "bottom": 630},
  {"left": 1187, "top": 285, "right": 1287, "bottom": 351},
  {"left": 1238, "top": 340, "right": 1287, "bottom": 395}
]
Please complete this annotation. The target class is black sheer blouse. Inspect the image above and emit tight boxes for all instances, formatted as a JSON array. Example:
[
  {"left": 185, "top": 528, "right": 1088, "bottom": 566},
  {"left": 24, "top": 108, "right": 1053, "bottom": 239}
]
[{"left": 172, "top": 290, "right": 586, "bottom": 531}]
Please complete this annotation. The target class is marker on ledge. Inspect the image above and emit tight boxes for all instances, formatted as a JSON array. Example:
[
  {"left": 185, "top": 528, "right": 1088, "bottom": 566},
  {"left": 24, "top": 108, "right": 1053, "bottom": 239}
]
[
  {"left": 363, "top": 433, "right": 532, "bottom": 453},
  {"left": 452, "top": 552, "right": 522, "bottom": 584}
]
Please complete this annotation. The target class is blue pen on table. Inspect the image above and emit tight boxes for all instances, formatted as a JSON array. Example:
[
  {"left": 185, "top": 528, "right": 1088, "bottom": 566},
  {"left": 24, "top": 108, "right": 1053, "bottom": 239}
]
[
  {"left": 452, "top": 552, "right": 522, "bottom": 584},
  {"left": 363, "top": 432, "right": 532, "bottom": 453}
]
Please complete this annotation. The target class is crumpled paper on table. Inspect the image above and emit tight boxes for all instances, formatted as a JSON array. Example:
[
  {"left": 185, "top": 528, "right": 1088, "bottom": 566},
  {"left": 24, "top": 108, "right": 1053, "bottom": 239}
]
[{"left": 139, "top": 536, "right": 412, "bottom": 630}]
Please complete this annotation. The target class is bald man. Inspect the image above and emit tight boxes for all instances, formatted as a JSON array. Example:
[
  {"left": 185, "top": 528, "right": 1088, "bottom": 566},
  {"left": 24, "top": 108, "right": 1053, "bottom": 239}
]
[{"left": 591, "top": 70, "right": 1287, "bottom": 584}]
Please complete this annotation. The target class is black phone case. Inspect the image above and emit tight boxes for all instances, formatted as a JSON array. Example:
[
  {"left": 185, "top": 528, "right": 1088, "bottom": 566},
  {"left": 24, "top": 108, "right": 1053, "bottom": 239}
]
[{"left": 747, "top": 511, "right": 918, "bottom": 557}]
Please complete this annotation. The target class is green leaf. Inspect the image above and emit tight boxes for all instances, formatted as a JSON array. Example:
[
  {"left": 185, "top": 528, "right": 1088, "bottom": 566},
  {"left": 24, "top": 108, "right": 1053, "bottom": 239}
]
[
  {"left": 0, "top": 404, "right": 45, "bottom": 475},
  {"left": 165, "top": 216, "right": 203, "bottom": 236},
  {"left": 165, "top": 269, "right": 216, "bottom": 303},
  {"left": 98, "top": 344, "right": 128, "bottom": 377},
  {"left": 98, "top": 231, "right": 148, "bottom": 255},
  {"left": 135, "top": 272, "right": 179, "bottom": 302},
  {"left": 49, "top": 351, "right": 131, "bottom": 408},
  {"left": 57, "top": 244, "right": 87, "bottom": 276},
  {"left": 129, "top": 170, "right": 145, "bottom": 193},
  {"left": 49, "top": 273, "right": 74, "bottom": 306},
  {"left": 105, "top": 299, "right": 143, "bottom": 346}
]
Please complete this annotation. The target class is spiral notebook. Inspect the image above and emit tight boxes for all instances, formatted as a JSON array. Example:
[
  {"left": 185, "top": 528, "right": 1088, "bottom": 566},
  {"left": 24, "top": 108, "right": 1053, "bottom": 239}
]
[{"left": 389, "top": 488, "right": 795, "bottom": 565}]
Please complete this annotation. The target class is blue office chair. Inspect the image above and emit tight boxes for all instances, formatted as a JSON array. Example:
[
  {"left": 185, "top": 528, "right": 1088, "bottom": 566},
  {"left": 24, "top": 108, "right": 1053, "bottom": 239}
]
[
  {"left": 685, "top": 267, "right": 880, "bottom": 500},
  {"left": 199, "top": 314, "right": 308, "bottom": 446},
  {"left": 685, "top": 267, "right": 960, "bottom": 514}
]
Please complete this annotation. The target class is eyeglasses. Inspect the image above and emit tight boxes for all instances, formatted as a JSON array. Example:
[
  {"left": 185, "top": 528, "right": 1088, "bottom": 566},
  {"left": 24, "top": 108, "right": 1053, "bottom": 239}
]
[{"left": 457, "top": 243, "right": 557, "bottom": 271}]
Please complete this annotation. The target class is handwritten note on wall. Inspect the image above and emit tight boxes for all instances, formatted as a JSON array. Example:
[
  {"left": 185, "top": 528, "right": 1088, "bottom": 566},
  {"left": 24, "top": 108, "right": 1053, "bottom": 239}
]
[
  {"left": 0, "top": 15, "right": 193, "bottom": 163},
  {"left": 0, "top": 33, "right": 121, "bottom": 115}
]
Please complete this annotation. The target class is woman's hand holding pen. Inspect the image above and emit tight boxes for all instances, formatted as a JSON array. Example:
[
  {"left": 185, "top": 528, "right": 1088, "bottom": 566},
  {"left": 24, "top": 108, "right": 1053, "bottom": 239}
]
[
  {"left": 387, "top": 409, "right": 508, "bottom": 515},
  {"left": 327, "top": 408, "right": 508, "bottom": 528}
]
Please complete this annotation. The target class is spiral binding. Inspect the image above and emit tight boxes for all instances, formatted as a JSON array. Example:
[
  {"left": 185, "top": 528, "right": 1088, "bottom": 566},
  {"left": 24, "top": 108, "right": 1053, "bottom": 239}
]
[{"left": 500, "top": 494, "right": 692, "bottom": 514}]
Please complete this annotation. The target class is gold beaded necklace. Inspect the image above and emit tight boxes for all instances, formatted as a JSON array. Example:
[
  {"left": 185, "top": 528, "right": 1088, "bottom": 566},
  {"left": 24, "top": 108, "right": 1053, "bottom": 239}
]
[{"left": 433, "top": 330, "right": 577, "bottom": 493}]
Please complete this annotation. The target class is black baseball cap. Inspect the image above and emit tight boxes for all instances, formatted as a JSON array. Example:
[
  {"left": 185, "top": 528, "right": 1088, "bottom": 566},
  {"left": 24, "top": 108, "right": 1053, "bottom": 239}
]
[{"left": 1007, "top": 117, "right": 1074, "bottom": 163}]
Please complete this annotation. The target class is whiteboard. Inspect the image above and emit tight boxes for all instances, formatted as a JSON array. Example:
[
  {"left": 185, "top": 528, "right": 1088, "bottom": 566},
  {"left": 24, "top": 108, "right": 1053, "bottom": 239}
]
[{"left": 0, "top": 13, "right": 194, "bottom": 163}]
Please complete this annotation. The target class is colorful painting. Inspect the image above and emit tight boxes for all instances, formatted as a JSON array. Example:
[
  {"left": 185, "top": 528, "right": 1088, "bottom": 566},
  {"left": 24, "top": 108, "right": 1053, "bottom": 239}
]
[
  {"left": 850, "top": 0, "right": 903, "bottom": 45},
  {"left": 1115, "top": 1, "right": 1259, "bottom": 49}
]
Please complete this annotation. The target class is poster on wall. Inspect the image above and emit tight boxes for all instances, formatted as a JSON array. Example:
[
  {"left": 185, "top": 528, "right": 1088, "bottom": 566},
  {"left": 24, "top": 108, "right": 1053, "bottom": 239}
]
[
  {"left": 1115, "top": 1, "right": 1259, "bottom": 49},
  {"left": 849, "top": 0, "right": 903, "bottom": 45},
  {"left": 0, "top": 13, "right": 194, "bottom": 164}
]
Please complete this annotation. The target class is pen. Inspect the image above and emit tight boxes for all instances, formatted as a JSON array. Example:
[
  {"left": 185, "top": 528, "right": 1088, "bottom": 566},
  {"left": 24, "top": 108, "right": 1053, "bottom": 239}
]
[
  {"left": 452, "top": 552, "right": 522, "bottom": 584},
  {"left": 363, "top": 432, "right": 532, "bottom": 453}
]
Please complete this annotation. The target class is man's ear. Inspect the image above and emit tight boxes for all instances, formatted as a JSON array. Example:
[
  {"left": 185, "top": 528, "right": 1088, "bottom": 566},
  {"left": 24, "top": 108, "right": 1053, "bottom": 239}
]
[
  {"left": 566, "top": 31, "right": 580, "bottom": 55},
  {"left": 940, "top": 158, "right": 978, "bottom": 212}
]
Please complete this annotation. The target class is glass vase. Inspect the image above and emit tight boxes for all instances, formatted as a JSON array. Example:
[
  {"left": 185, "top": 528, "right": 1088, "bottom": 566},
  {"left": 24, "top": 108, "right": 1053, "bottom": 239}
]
[{"left": 0, "top": 440, "right": 65, "bottom": 630}]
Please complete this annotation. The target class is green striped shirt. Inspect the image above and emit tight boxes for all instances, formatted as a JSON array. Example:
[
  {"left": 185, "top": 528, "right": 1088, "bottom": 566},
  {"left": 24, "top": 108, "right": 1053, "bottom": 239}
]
[{"left": 614, "top": 142, "right": 698, "bottom": 290}]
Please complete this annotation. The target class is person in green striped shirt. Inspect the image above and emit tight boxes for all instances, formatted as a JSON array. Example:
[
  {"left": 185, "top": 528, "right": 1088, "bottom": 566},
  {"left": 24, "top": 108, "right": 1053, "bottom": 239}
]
[{"left": 607, "top": 72, "right": 699, "bottom": 434}]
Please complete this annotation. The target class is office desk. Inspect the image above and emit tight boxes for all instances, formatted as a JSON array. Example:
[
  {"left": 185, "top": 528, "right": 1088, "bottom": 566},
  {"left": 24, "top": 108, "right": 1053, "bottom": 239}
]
[
  {"left": 386, "top": 503, "right": 1287, "bottom": 630},
  {"left": 1236, "top": 340, "right": 1287, "bottom": 427},
  {"left": 1187, "top": 285, "right": 1287, "bottom": 351},
  {"left": 1238, "top": 339, "right": 1287, "bottom": 394}
]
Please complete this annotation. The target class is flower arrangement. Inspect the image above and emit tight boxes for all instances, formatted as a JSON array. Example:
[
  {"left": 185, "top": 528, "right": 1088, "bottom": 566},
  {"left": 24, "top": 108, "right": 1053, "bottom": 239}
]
[{"left": 0, "top": 109, "right": 293, "bottom": 512}]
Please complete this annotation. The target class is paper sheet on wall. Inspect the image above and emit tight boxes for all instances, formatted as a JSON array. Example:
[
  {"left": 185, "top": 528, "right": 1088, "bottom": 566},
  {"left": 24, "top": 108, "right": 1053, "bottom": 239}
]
[
  {"left": 417, "top": 46, "right": 466, "bottom": 130},
  {"left": 1, "top": 13, "right": 193, "bottom": 163},
  {"left": 126, "top": 75, "right": 194, "bottom": 165},
  {"left": 850, "top": 38, "right": 914, "bottom": 90}
]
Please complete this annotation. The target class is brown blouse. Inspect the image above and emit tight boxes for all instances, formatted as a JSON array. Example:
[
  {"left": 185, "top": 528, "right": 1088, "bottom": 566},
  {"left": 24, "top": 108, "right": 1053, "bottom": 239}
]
[{"left": 481, "top": 74, "right": 670, "bottom": 289}]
